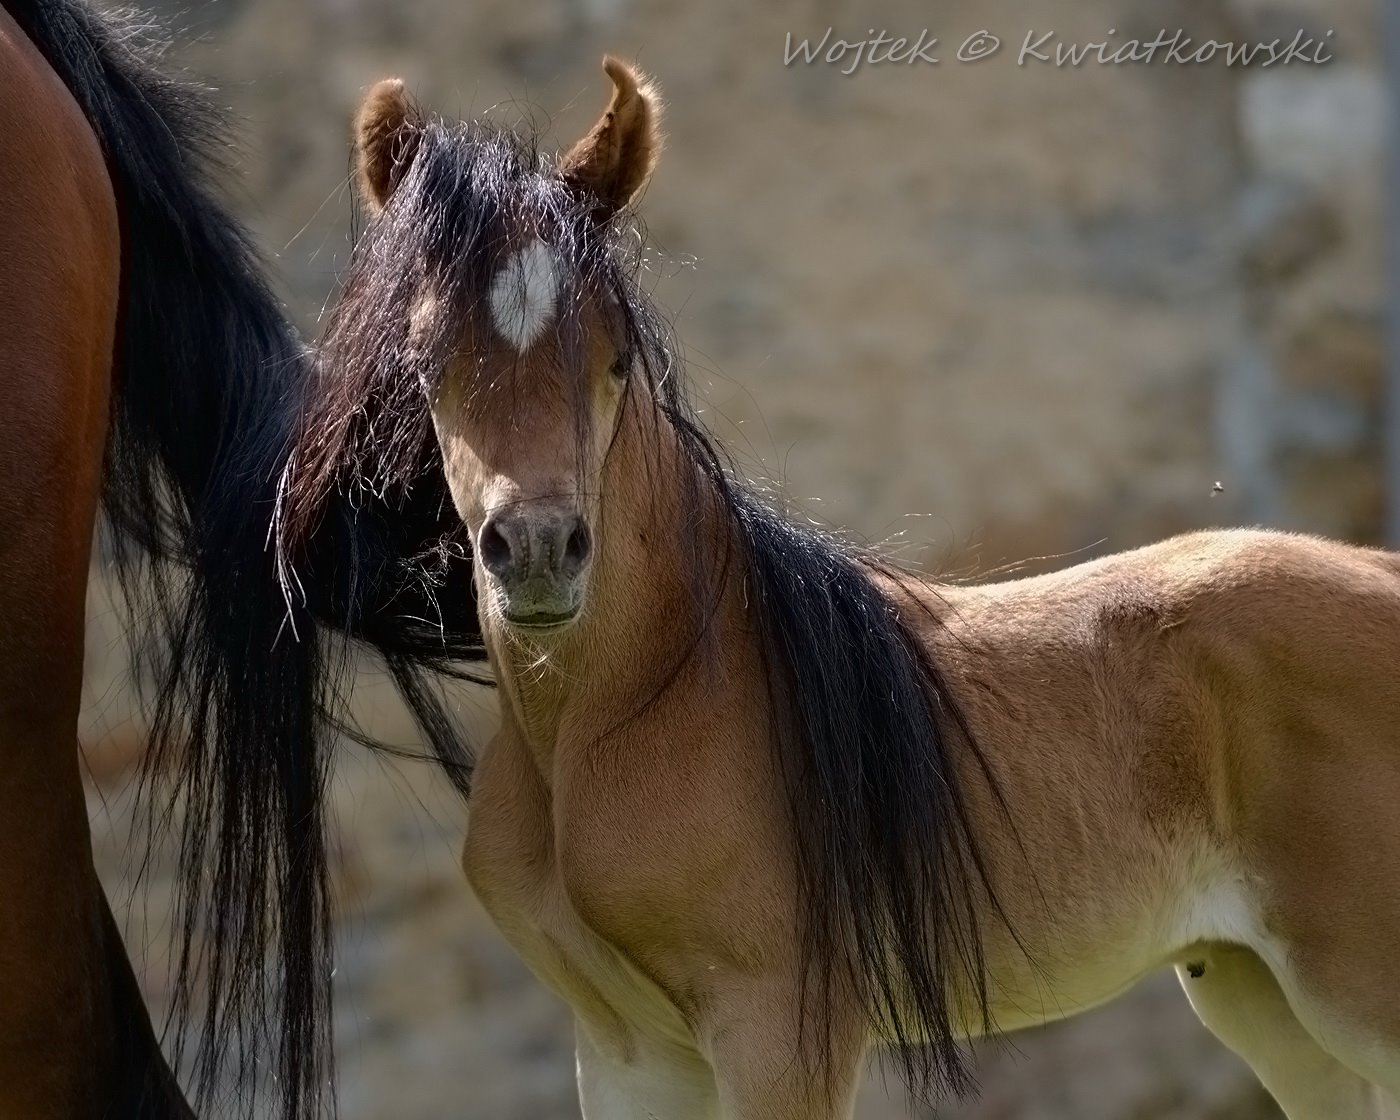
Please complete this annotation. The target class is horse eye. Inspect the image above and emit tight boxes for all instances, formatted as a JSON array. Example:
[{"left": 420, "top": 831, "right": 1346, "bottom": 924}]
[{"left": 610, "top": 351, "right": 631, "bottom": 379}]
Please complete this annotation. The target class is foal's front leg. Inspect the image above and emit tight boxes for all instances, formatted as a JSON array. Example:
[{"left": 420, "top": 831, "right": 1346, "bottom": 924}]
[
  {"left": 704, "top": 979, "right": 866, "bottom": 1120},
  {"left": 576, "top": 1020, "right": 719, "bottom": 1120}
]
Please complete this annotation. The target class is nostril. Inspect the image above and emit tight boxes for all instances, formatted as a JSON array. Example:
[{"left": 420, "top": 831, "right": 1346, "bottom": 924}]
[
  {"left": 478, "top": 518, "right": 513, "bottom": 579},
  {"left": 562, "top": 521, "right": 592, "bottom": 575}
]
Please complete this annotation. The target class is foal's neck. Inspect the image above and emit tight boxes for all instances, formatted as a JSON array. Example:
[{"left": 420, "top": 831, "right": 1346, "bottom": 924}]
[{"left": 484, "top": 394, "right": 729, "bottom": 773}]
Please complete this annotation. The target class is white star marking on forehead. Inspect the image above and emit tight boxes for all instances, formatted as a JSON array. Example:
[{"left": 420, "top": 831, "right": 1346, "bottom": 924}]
[{"left": 488, "top": 239, "right": 560, "bottom": 350}]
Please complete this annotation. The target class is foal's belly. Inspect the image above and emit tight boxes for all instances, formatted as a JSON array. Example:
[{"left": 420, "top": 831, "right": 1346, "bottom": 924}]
[{"left": 971, "top": 842, "right": 1266, "bottom": 1037}]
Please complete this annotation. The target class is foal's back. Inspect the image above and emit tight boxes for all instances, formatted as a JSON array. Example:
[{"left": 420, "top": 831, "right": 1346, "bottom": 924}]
[{"left": 932, "top": 528, "right": 1400, "bottom": 875}]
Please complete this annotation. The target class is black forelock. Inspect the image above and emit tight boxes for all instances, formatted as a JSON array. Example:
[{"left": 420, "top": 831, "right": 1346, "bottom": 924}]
[{"left": 278, "top": 114, "right": 680, "bottom": 541}]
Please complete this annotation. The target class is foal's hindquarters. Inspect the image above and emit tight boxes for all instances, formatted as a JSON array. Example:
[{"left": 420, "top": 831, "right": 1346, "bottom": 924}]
[{"left": 934, "top": 530, "right": 1400, "bottom": 1120}]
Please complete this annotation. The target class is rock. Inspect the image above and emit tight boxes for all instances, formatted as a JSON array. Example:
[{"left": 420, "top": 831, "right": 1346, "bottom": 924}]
[
  {"left": 1239, "top": 66, "right": 1387, "bottom": 187},
  {"left": 1237, "top": 179, "right": 1341, "bottom": 284}
]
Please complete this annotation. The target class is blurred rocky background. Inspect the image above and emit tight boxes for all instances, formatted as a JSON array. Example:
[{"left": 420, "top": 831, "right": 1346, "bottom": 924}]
[{"left": 82, "top": 0, "right": 1386, "bottom": 1115}]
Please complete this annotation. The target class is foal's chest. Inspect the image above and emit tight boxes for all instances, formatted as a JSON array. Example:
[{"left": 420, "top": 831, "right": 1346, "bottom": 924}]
[{"left": 461, "top": 735, "right": 696, "bottom": 1057}]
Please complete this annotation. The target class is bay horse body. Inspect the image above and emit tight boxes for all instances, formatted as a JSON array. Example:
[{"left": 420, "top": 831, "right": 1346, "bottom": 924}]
[
  {"left": 286, "top": 61, "right": 1400, "bottom": 1118},
  {"left": 0, "top": 9, "right": 187, "bottom": 1113},
  {"left": 0, "top": 1, "right": 485, "bottom": 1114}
]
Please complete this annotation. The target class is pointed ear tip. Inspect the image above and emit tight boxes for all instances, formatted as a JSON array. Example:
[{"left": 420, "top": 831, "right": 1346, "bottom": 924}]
[
  {"left": 368, "top": 76, "right": 406, "bottom": 96},
  {"left": 600, "top": 55, "right": 632, "bottom": 85},
  {"left": 600, "top": 55, "right": 661, "bottom": 106},
  {"left": 356, "top": 77, "right": 411, "bottom": 130}
]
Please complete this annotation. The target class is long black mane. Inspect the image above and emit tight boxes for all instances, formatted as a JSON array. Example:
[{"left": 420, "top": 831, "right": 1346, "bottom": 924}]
[
  {"left": 6, "top": 1, "right": 486, "bottom": 1116},
  {"left": 282, "top": 106, "right": 1010, "bottom": 1103}
]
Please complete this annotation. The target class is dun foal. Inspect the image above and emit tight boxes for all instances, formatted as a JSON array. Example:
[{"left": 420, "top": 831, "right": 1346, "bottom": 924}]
[{"left": 291, "top": 61, "right": 1400, "bottom": 1118}]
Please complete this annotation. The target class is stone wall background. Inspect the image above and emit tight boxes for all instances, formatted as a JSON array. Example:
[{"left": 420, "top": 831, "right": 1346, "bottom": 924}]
[{"left": 81, "top": 0, "right": 1386, "bottom": 1116}]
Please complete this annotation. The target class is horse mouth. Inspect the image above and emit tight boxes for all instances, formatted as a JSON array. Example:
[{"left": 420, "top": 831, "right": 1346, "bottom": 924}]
[{"left": 502, "top": 608, "right": 580, "bottom": 632}]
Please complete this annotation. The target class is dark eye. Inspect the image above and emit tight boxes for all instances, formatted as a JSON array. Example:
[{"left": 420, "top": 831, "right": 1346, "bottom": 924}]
[{"left": 610, "top": 350, "right": 632, "bottom": 379}]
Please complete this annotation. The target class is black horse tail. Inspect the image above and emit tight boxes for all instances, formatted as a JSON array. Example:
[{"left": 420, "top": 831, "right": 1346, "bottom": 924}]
[
  {"left": 97, "top": 891, "right": 196, "bottom": 1120},
  {"left": 4, "top": 1, "right": 485, "bottom": 1116}
]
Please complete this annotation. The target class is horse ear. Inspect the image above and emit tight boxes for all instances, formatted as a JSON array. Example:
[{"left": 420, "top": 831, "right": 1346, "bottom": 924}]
[
  {"left": 559, "top": 57, "right": 663, "bottom": 219},
  {"left": 354, "top": 78, "right": 423, "bottom": 211}
]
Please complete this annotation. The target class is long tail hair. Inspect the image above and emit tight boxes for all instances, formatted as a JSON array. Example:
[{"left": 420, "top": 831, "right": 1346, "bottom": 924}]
[
  {"left": 4, "top": 1, "right": 485, "bottom": 1115},
  {"left": 95, "top": 890, "right": 196, "bottom": 1118}
]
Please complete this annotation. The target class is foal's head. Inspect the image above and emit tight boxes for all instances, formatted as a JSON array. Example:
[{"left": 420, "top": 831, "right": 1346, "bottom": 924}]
[{"left": 345, "top": 60, "right": 664, "bottom": 635}]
